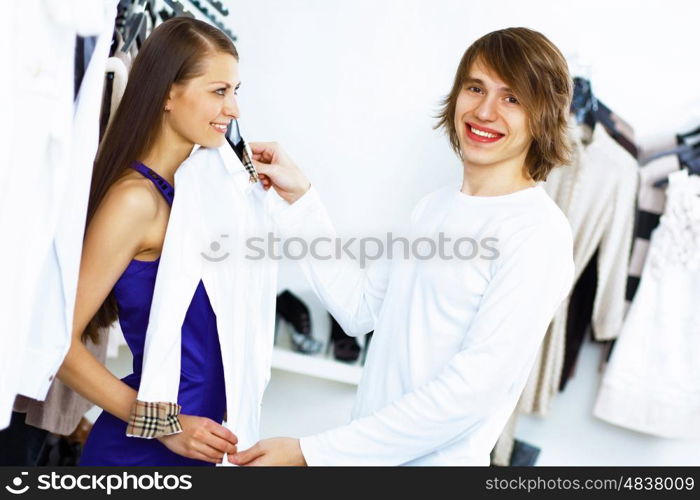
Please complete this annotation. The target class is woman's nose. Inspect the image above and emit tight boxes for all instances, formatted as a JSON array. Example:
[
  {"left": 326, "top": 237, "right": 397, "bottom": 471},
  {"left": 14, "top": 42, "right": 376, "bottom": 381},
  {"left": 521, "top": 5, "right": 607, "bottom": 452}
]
[{"left": 223, "top": 96, "right": 240, "bottom": 119}]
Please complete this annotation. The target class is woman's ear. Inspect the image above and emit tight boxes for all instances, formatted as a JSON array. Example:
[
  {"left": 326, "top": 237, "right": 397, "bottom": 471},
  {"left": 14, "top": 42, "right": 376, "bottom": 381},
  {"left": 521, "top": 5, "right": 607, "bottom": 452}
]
[{"left": 164, "top": 85, "right": 179, "bottom": 112}]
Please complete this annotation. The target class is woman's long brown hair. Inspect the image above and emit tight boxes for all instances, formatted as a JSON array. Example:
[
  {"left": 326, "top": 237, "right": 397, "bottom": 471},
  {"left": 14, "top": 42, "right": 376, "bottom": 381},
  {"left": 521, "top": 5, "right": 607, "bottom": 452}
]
[{"left": 82, "top": 18, "right": 238, "bottom": 343}]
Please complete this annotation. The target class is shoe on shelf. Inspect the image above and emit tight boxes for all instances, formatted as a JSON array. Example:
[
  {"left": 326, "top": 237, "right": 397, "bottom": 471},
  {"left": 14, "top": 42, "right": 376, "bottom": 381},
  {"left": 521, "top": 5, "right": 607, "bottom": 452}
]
[
  {"left": 276, "top": 290, "right": 323, "bottom": 354},
  {"left": 328, "top": 314, "right": 361, "bottom": 362}
]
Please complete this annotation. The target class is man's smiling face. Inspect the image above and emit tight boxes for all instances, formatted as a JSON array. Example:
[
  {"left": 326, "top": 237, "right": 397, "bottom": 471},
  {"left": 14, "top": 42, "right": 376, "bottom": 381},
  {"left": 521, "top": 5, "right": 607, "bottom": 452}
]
[{"left": 453, "top": 58, "right": 532, "bottom": 171}]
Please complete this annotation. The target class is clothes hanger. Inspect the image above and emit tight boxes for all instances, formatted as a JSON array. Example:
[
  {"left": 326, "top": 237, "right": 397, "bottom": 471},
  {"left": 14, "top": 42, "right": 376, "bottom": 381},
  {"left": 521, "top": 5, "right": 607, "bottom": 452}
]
[
  {"left": 571, "top": 77, "right": 638, "bottom": 158},
  {"left": 571, "top": 77, "right": 597, "bottom": 132},
  {"left": 676, "top": 124, "right": 700, "bottom": 144},
  {"left": 184, "top": 0, "right": 237, "bottom": 41},
  {"left": 653, "top": 142, "right": 700, "bottom": 187},
  {"left": 205, "top": 0, "right": 229, "bottom": 16}
]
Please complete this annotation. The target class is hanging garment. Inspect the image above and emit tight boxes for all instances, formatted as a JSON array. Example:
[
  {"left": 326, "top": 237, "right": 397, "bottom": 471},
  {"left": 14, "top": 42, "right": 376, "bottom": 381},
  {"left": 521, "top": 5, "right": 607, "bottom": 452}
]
[
  {"left": 127, "top": 145, "right": 291, "bottom": 452},
  {"left": 594, "top": 169, "right": 700, "bottom": 438},
  {"left": 625, "top": 153, "right": 680, "bottom": 305},
  {"left": 282, "top": 184, "right": 573, "bottom": 465},
  {"left": 0, "top": 0, "right": 118, "bottom": 431},
  {"left": 516, "top": 123, "right": 639, "bottom": 416},
  {"left": 491, "top": 122, "right": 638, "bottom": 463},
  {"left": 79, "top": 163, "right": 226, "bottom": 466}
]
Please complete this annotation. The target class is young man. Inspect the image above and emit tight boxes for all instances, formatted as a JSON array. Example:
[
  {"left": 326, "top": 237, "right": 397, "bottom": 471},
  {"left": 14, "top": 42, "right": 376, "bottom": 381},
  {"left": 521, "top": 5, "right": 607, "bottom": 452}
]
[{"left": 236, "top": 27, "right": 574, "bottom": 466}]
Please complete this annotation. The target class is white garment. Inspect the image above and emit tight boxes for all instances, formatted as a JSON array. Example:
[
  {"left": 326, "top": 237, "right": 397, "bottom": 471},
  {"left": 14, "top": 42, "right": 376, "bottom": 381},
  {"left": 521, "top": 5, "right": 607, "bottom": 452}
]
[
  {"left": 282, "top": 184, "right": 574, "bottom": 465},
  {"left": 594, "top": 170, "right": 700, "bottom": 438},
  {"left": 0, "top": 0, "right": 117, "bottom": 429},
  {"left": 134, "top": 145, "right": 289, "bottom": 450}
]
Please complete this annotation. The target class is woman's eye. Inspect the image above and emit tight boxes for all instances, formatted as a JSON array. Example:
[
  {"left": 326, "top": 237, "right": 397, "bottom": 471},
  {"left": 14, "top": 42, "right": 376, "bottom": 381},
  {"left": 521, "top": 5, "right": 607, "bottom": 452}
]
[{"left": 215, "top": 88, "right": 226, "bottom": 96}]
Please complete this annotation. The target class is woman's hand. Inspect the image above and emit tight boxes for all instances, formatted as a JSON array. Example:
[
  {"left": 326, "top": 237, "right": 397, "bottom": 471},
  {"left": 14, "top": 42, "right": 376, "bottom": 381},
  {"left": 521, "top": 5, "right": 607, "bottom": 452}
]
[
  {"left": 158, "top": 414, "right": 238, "bottom": 464},
  {"left": 250, "top": 142, "right": 311, "bottom": 204}
]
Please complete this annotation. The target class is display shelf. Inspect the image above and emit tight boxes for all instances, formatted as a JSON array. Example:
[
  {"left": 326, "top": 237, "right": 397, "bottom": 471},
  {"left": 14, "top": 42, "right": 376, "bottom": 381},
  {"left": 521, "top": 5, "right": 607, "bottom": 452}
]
[{"left": 271, "top": 320, "right": 364, "bottom": 385}]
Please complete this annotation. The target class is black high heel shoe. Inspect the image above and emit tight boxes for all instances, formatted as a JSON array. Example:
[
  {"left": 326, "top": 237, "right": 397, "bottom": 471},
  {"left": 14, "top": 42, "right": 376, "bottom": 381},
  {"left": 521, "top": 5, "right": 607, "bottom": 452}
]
[
  {"left": 276, "top": 290, "right": 323, "bottom": 354},
  {"left": 328, "top": 315, "right": 361, "bottom": 362}
]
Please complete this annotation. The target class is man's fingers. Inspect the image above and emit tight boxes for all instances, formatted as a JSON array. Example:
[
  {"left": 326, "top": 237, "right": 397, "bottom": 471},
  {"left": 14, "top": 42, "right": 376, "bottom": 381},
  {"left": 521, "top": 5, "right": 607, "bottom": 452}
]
[
  {"left": 229, "top": 444, "right": 264, "bottom": 465},
  {"left": 252, "top": 159, "right": 272, "bottom": 175},
  {"left": 248, "top": 142, "right": 277, "bottom": 162}
]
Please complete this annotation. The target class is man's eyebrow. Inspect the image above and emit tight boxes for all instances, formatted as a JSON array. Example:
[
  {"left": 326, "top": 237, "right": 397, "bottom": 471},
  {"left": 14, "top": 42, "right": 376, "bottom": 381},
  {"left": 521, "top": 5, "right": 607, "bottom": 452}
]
[{"left": 464, "top": 77, "right": 513, "bottom": 93}]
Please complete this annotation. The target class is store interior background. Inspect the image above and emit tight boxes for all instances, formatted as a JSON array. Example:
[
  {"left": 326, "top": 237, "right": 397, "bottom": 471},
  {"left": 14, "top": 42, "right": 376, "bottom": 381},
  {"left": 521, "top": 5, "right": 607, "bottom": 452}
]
[{"left": 95, "top": 0, "right": 700, "bottom": 465}]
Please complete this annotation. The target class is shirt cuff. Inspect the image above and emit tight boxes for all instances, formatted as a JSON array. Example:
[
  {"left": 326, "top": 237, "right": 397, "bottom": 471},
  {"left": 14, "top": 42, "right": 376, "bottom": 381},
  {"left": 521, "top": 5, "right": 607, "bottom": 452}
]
[
  {"left": 299, "top": 433, "right": 334, "bottom": 466},
  {"left": 271, "top": 185, "right": 324, "bottom": 234},
  {"left": 126, "top": 401, "right": 183, "bottom": 439}
]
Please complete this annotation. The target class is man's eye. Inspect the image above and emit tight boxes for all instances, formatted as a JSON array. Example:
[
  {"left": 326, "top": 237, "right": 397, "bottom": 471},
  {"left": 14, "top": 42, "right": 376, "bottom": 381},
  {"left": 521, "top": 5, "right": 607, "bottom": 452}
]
[
  {"left": 468, "top": 86, "right": 483, "bottom": 94},
  {"left": 505, "top": 96, "right": 519, "bottom": 104}
]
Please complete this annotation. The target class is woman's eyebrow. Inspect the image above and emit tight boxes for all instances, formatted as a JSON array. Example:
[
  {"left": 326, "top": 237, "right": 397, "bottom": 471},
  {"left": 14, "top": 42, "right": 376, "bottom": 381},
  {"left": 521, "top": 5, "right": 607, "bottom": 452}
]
[{"left": 208, "top": 81, "right": 241, "bottom": 88}]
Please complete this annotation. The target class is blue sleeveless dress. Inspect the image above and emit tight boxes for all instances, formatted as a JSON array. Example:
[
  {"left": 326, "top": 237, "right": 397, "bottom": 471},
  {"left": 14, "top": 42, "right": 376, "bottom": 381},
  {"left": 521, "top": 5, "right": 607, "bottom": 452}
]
[{"left": 80, "top": 163, "right": 227, "bottom": 466}]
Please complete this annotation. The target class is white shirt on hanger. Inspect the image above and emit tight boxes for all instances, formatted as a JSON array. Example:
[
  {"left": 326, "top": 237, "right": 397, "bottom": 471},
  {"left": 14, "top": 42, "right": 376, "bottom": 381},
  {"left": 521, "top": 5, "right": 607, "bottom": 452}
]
[
  {"left": 0, "top": 0, "right": 118, "bottom": 429},
  {"left": 133, "top": 144, "right": 292, "bottom": 450}
]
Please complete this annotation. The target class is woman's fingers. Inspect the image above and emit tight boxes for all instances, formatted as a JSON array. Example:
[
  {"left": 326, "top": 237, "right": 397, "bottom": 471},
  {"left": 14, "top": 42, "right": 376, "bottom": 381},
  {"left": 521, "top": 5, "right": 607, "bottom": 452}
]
[
  {"left": 207, "top": 421, "right": 238, "bottom": 446},
  {"left": 191, "top": 441, "right": 226, "bottom": 463}
]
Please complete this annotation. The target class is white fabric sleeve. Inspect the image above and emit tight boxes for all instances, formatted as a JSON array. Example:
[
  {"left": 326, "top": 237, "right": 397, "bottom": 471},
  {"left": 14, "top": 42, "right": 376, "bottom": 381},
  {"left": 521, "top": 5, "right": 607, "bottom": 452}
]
[
  {"left": 134, "top": 174, "right": 203, "bottom": 411},
  {"left": 299, "top": 222, "right": 574, "bottom": 465},
  {"left": 271, "top": 187, "right": 389, "bottom": 336}
]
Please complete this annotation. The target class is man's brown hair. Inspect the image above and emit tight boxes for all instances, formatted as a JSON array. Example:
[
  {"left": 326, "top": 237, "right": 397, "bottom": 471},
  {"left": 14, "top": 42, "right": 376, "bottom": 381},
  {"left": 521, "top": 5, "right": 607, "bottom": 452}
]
[{"left": 436, "top": 27, "right": 572, "bottom": 181}]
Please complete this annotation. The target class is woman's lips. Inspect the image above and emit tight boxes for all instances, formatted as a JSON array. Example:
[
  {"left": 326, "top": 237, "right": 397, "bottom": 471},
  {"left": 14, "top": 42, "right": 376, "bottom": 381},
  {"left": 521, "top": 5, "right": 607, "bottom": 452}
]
[
  {"left": 210, "top": 122, "right": 228, "bottom": 133},
  {"left": 465, "top": 122, "right": 504, "bottom": 143}
]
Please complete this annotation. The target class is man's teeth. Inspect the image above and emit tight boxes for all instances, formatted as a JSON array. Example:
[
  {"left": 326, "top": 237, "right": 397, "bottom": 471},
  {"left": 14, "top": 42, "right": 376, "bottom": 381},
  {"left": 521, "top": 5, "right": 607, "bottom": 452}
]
[{"left": 470, "top": 126, "right": 500, "bottom": 139}]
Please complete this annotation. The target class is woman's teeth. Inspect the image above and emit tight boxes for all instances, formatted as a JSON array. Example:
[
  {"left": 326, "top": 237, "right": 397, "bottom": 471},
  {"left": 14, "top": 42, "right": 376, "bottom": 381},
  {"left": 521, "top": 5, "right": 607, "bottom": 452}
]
[
  {"left": 470, "top": 126, "right": 500, "bottom": 138},
  {"left": 211, "top": 123, "right": 227, "bottom": 133}
]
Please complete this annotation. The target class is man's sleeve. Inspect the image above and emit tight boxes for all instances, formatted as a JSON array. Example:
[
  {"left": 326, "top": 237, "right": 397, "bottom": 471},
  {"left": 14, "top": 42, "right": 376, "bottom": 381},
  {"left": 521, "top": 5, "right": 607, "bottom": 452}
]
[{"left": 299, "top": 222, "right": 574, "bottom": 465}]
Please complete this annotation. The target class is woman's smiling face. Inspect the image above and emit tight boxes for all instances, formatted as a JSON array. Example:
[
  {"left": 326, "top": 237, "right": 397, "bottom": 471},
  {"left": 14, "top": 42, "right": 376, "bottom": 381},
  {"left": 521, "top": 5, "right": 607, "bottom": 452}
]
[{"left": 164, "top": 51, "right": 241, "bottom": 148}]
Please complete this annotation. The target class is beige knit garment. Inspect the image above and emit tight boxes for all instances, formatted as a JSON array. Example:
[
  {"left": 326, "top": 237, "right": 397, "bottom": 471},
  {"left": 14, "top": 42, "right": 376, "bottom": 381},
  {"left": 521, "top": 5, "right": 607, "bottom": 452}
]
[
  {"left": 492, "top": 123, "right": 638, "bottom": 465},
  {"left": 13, "top": 329, "right": 108, "bottom": 436}
]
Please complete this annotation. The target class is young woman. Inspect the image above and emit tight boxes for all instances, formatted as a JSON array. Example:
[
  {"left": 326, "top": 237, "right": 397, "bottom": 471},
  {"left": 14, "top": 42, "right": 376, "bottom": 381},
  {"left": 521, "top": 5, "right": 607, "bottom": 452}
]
[{"left": 56, "top": 18, "right": 242, "bottom": 466}]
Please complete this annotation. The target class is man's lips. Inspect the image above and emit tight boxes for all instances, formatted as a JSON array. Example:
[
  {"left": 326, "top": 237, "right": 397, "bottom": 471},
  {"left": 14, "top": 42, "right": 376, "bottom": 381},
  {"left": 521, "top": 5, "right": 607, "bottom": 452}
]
[{"left": 465, "top": 122, "right": 505, "bottom": 143}]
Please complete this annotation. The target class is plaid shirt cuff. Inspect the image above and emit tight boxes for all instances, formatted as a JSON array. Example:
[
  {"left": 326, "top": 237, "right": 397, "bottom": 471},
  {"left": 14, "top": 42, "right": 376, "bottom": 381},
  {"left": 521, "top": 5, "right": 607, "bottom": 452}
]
[{"left": 125, "top": 401, "right": 183, "bottom": 439}]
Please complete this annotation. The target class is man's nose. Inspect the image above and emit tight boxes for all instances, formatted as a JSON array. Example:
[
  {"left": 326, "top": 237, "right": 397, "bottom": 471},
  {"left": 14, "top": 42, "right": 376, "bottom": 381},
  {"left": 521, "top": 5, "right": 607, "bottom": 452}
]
[{"left": 474, "top": 94, "right": 498, "bottom": 122}]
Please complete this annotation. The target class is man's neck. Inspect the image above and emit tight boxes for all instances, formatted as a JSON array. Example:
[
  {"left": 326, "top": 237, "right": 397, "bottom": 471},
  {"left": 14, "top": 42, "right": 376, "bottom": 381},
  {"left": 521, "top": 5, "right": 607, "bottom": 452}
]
[{"left": 460, "top": 160, "right": 535, "bottom": 197}]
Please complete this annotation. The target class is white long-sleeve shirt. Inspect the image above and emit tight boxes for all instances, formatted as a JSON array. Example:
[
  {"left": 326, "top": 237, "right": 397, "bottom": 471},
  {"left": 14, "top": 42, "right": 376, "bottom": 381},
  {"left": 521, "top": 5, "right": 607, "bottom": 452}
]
[
  {"left": 276, "top": 184, "right": 574, "bottom": 465},
  {"left": 133, "top": 145, "right": 283, "bottom": 449}
]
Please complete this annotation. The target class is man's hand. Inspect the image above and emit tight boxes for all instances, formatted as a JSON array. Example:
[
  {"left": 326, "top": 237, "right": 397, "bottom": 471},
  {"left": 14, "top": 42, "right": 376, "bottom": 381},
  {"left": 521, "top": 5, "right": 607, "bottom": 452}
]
[
  {"left": 228, "top": 437, "right": 307, "bottom": 466},
  {"left": 158, "top": 414, "right": 238, "bottom": 464},
  {"left": 249, "top": 142, "right": 311, "bottom": 204}
]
